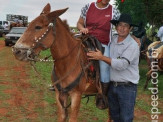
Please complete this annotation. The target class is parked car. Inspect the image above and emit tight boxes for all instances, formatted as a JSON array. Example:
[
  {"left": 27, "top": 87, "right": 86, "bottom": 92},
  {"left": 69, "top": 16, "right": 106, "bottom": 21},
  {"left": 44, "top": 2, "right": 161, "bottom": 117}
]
[
  {"left": 4, "top": 27, "right": 27, "bottom": 46},
  {"left": 0, "top": 25, "right": 4, "bottom": 37}
]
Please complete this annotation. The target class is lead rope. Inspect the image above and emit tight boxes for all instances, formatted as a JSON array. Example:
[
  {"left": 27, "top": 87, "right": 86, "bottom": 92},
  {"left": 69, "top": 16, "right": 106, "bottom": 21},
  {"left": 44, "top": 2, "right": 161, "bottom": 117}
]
[
  {"left": 29, "top": 61, "right": 53, "bottom": 104},
  {"left": 30, "top": 61, "right": 41, "bottom": 76}
]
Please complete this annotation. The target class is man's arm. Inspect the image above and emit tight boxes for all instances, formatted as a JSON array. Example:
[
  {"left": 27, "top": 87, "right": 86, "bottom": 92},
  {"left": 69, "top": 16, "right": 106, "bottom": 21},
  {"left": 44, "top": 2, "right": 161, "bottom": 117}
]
[
  {"left": 87, "top": 43, "right": 139, "bottom": 71},
  {"left": 87, "top": 49, "right": 130, "bottom": 70},
  {"left": 131, "top": 35, "right": 141, "bottom": 46}
]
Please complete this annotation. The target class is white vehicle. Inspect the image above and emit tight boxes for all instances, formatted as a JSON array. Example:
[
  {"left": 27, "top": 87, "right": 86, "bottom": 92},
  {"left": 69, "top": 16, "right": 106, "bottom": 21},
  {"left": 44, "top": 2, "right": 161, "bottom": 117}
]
[
  {"left": 0, "top": 21, "right": 11, "bottom": 29},
  {"left": 4, "top": 27, "right": 27, "bottom": 46}
]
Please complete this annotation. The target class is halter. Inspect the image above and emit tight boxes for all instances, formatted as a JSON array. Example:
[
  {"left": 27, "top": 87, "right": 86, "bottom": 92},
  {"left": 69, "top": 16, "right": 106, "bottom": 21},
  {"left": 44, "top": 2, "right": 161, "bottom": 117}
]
[
  {"left": 26, "top": 20, "right": 56, "bottom": 61},
  {"left": 25, "top": 19, "right": 81, "bottom": 62},
  {"left": 32, "top": 23, "right": 55, "bottom": 49}
]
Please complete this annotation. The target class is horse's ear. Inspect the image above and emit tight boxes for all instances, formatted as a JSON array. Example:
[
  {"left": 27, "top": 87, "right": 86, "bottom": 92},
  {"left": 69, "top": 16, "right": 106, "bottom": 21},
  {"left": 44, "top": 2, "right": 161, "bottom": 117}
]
[
  {"left": 46, "top": 8, "right": 69, "bottom": 22},
  {"left": 40, "top": 3, "right": 51, "bottom": 15}
]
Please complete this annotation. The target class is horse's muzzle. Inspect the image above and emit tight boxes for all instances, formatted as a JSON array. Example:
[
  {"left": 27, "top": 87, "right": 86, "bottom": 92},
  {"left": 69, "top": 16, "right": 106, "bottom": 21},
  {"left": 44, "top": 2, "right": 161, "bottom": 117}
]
[{"left": 12, "top": 46, "right": 34, "bottom": 61}]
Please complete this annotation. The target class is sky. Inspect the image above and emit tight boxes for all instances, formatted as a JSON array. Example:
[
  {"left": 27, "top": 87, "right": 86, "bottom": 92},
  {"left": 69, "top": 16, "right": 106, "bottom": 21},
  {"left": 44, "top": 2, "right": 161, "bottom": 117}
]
[{"left": 0, "top": 0, "right": 115, "bottom": 26}]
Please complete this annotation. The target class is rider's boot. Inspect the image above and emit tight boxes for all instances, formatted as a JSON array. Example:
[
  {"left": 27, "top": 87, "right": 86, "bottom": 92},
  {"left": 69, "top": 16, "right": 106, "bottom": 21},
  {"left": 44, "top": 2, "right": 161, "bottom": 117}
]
[{"left": 96, "top": 82, "right": 110, "bottom": 109}]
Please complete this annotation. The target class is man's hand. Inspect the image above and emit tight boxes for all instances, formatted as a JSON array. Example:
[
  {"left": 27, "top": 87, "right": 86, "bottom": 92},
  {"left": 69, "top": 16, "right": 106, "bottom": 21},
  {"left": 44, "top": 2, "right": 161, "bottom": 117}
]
[
  {"left": 87, "top": 49, "right": 103, "bottom": 60},
  {"left": 132, "top": 35, "right": 141, "bottom": 46}
]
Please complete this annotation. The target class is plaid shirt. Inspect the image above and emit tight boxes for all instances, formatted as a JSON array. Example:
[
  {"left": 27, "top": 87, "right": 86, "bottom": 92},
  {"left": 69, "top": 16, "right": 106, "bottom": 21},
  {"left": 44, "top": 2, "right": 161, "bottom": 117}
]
[
  {"left": 80, "top": 2, "right": 120, "bottom": 21},
  {"left": 110, "top": 34, "right": 140, "bottom": 84}
]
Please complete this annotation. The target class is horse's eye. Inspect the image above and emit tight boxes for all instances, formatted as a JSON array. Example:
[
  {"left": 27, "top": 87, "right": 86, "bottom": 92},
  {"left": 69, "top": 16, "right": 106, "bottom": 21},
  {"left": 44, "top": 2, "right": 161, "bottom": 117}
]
[{"left": 35, "top": 26, "right": 42, "bottom": 30}]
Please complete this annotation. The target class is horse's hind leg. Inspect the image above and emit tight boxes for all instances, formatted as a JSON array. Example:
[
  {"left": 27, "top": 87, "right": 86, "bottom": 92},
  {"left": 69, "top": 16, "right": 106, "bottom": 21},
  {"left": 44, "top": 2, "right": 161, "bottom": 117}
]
[
  {"left": 144, "top": 70, "right": 151, "bottom": 90},
  {"left": 69, "top": 92, "right": 82, "bottom": 122},
  {"left": 55, "top": 92, "right": 68, "bottom": 122}
]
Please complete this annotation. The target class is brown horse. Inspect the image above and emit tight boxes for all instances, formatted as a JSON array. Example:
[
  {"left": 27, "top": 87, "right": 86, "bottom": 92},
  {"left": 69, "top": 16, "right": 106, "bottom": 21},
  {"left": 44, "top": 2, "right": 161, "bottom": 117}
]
[
  {"left": 12, "top": 3, "right": 108, "bottom": 122},
  {"left": 144, "top": 41, "right": 163, "bottom": 89}
]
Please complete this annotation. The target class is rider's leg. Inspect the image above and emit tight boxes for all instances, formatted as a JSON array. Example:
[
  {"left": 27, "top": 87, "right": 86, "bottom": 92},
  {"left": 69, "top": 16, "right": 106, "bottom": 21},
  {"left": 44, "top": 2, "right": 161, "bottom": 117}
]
[{"left": 96, "top": 44, "right": 110, "bottom": 109}]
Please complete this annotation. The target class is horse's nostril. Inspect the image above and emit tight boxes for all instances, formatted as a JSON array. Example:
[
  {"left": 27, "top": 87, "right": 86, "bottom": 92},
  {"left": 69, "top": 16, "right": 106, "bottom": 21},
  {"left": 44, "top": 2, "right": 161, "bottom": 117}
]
[
  {"left": 15, "top": 50, "right": 21, "bottom": 55},
  {"left": 13, "top": 48, "right": 22, "bottom": 55}
]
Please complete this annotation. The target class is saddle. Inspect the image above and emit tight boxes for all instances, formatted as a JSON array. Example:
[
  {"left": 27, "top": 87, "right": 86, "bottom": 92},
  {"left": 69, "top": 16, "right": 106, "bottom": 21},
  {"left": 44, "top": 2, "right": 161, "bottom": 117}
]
[
  {"left": 52, "top": 34, "right": 107, "bottom": 109},
  {"left": 81, "top": 34, "right": 104, "bottom": 54},
  {"left": 81, "top": 34, "right": 108, "bottom": 109},
  {"left": 75, "top": 34, "right": 104, "bottom": 83},
  {"left": 80, "top": 34, "right": 103, "bottom": 84}
]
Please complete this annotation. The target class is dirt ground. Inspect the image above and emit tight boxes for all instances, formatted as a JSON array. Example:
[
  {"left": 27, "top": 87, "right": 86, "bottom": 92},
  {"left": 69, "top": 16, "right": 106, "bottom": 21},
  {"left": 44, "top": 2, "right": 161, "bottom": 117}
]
[
  {"left": 0, "top": 41, "right": 55, "bottom": 121},
  {"left": 0, "top": 40, "right": 162, "bottom": 122}
]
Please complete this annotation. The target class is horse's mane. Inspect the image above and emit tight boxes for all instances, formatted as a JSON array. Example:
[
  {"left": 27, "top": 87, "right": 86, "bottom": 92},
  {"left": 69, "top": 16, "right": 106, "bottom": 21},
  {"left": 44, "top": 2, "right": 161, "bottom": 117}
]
[
  {"left": 59, "top": 18, "right": 74, "bottom": 36},
  {"left": 57, "top": 18, "right": 81, "bottom": 41},
  {"left": 62, "top": 19, "right": 70, "bottom": 31}
]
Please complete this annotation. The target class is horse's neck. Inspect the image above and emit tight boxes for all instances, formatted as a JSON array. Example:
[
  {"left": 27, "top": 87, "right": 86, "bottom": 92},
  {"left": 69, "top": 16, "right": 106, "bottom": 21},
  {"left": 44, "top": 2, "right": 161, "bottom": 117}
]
[
  {"left": 50, "top": 18, "right": 78, "bottom": 60},
  {"left": 50, "top": 18, "right": 83, "bottom": 80}
]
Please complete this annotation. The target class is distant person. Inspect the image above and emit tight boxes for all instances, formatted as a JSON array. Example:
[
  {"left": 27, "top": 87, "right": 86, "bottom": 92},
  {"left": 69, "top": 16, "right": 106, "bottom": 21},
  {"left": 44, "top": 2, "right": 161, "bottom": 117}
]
[
  {"left": 148, "top": 22, "right": 163, "bottom": 53},
  {"left": 157, "top": 22, "right": 163, "bottom": 42},
  {"left": 4, "top": 22, "right": 9, "bottom": 30}
]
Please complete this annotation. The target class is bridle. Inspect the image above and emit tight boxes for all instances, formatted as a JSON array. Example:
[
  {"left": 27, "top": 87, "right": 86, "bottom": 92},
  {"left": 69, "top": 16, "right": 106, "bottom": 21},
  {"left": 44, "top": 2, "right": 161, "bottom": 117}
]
[
  {"left": 13, "top": 18, "right": 81, "bottom": 63},
  {"left": 13, "top": 20, "right": 57, "bottom": 62},
  {"left": 25, "top": 19, "right": 57, "bottom": 61}
]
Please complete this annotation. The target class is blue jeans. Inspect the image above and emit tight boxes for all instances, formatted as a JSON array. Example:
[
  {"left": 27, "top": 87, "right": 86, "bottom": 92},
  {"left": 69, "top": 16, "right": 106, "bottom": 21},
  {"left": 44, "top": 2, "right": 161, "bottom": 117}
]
[
  {"left": 108, "top": 83, "right": 137, "bottom": 122},
  {"left": 99, "top": 44, "right": 110, "bottom": 83}
]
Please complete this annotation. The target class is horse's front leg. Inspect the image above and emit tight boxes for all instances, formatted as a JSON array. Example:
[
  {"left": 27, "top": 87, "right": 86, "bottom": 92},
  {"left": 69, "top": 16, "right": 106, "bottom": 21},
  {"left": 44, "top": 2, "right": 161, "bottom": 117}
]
[
  {"left": 69, "top": 92, "right": 82, "bottom": 122},
  {"left": 55, "top": 91, "right": 68, "bottom": 122}
]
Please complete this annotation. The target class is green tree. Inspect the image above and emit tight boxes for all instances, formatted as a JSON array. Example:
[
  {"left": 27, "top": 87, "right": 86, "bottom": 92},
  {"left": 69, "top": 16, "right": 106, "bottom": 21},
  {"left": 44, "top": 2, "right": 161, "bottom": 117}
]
[
  {"left": 142, "top": 0, "right": 163, "bottom": 28},
  {"left": 115, "top": 0, "right": 163, "bottom": 28}
]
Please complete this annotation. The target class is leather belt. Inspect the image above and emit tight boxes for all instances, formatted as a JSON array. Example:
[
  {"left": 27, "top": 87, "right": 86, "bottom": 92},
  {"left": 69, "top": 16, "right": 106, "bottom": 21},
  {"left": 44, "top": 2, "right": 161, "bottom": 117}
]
[{"left": 110, "top": 81, "right": 134, "bottom": 87}]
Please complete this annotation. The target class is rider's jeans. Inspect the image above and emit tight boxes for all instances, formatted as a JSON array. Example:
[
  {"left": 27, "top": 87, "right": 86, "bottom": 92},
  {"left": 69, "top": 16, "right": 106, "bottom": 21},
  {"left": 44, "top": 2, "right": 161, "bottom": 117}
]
[{"left": 99, "top": 44, "right": 110, "bottom": 83}]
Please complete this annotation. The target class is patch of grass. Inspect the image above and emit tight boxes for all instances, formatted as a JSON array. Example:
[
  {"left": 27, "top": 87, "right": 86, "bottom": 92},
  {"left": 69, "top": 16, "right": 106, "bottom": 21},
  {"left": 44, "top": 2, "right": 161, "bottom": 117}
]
[
  {"left": 136, "top": 99, "right": 151, "bottom": 113},
  {"left": 158, "top": 73, "right": 163, "bottom": 98},
  {"left": 0, "top": 37, "right": 4, "bottom": 41},
  {"left": 28, "top": 50, "right": 163, "bottom": 121},
  {"left": 138, "top": 59, "right": 163, "bottom": 96},
  {"left": 44, "top": 93, "right": 56, "bottom": 104},
  {"left": 27, "top": 49, "right": 59, "bottom": 121},
  {"left": 136, "top": 59, "right": 163, "bottom": 114},
  {"left": 79, "top": 97, "right": 108, "bottom": 121},
  {"left": 30, "top": 49, "right": 53, "bottom": 84},
  {"left": 0, "top": 117, "right": 8, "bottom": 122},
  {"left": 0, "top": 87, "right": 11, "bottom": 100}
]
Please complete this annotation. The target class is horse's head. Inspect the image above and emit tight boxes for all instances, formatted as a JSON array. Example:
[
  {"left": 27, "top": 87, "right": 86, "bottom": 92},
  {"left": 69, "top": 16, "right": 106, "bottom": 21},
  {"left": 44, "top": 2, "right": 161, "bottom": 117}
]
[
  {"left": 132, "top": 22, "right": 146, "bottom": 38},
  {"left": 12, "top": 3, "right": 68, "bottom": 61}
]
